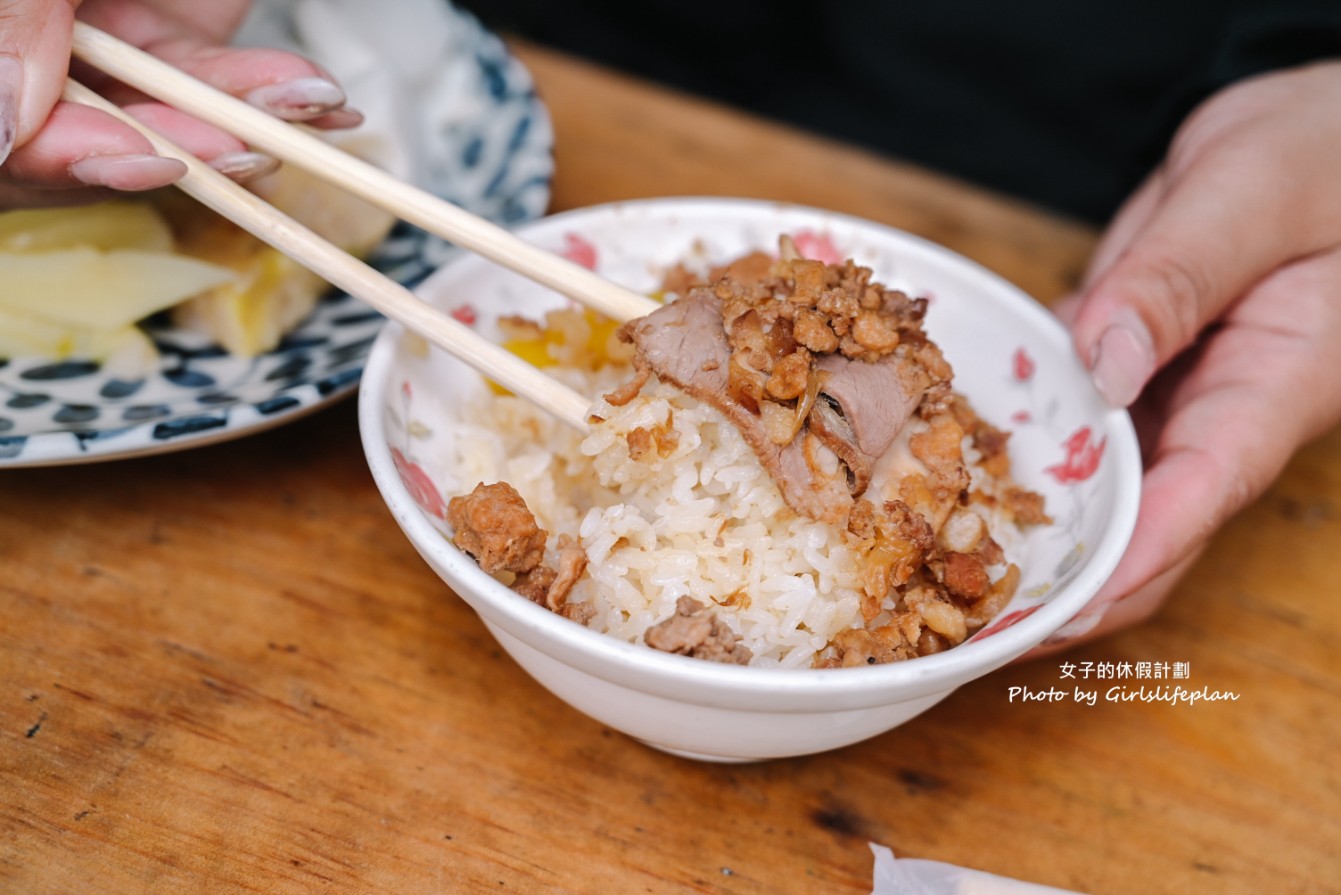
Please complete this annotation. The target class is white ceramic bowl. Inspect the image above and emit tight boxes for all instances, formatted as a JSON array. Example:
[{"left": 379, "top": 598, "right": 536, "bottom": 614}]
[{"left": 358, "top": 198, "right": 1140, "bottom": 762}]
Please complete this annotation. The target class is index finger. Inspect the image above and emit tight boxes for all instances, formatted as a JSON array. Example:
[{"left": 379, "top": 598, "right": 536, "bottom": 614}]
[{"left": 76, "top": 3, "right": 354, "bottom": 123}]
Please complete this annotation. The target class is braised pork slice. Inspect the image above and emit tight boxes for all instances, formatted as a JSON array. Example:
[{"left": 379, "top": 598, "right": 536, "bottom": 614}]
[
  {"left": 808, "top": 352, "right": 921, "bottom": 494},
  {"left": 622, "top": 285, "right": 730, "bottom": 394},
  {"left": 621, "top": 287, "right": 853, "bottom": 523},
  {"left": 621, "top": 242, "right": 947, "bottom": 524}
]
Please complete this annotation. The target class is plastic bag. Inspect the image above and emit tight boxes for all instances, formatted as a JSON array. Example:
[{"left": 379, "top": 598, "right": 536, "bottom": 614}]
[{"left": 871, "top": 844, "right": 1089, "bottom": 895}]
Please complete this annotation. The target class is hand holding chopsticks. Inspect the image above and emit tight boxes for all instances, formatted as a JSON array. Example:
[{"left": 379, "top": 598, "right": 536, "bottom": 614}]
[
  {"left": 62, "top": 79, "right": 595, "bottom": 430},
  {"left": 63, "top": 24, "right": 662, "bottom": 432},
  {"left": 69, "top": 22, "right": 659, "bottom": 326}
]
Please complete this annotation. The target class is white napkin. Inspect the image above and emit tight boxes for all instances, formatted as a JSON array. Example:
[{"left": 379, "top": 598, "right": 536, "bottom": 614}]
[
  {"left": 235, "top": 0, "right": 459, "bottom": 182},
  {"left": 236, "top": 0, "right": 551, "bottom": 228},
  {"left": 871, "top": 845, "right": 1089, "bottom": 895}
]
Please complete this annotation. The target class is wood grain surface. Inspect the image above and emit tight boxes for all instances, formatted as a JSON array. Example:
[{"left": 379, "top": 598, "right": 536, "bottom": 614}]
[{"left": 2, "top": 41, "right": 1338, "bottom": 895}]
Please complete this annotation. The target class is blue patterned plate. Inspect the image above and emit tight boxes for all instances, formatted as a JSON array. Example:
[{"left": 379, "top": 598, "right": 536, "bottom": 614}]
[{"left": 0, "top": 1, "right": 552, "bottom": 467}]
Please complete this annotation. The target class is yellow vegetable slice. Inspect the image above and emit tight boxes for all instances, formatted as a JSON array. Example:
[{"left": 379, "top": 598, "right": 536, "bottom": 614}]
[
  {"left": 172, "top": 244, "right": 327, "bottom": 357},
  {"left": 159, "top": 161, "right": 395, "bottom": 357},
  {"left": 0, "top": 148, "right": 395, "bottom": 361},
  {"left": 0, "top": 202, "right": 174, "bottom": 253},
  {"left": 0, "top": 305, "right": 156, "bottom": 366},
  {"left": 490, "top": 329, "right": 560, "bottom": 395},
  {"left": 0, "top": 248, "right": 238, "bottom": 329},
  {"left": 164, "top": 208, "right": 326, "bottom": 357}
]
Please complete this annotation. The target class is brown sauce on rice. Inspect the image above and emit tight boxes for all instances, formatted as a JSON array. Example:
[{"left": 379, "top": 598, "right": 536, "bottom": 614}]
[{"left": 447, "top": 238, "right": 1049, "bottom": 668}]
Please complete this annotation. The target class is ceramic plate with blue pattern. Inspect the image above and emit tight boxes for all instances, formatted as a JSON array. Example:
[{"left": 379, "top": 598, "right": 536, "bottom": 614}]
[{"left": 0, "top": 1, "right": 553, "bottom": 467}]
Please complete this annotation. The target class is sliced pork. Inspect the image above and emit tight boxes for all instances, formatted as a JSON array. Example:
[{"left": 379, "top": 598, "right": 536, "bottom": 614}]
[
  {"left": 619, "top": 245, "right": 949, "bottom": 524},
  {"left": 620, "top": 288, "right": 853, "bottom": 523}
]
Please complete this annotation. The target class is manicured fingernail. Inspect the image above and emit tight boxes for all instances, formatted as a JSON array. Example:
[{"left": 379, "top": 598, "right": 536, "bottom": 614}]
[
  {"left": 209, "top": 151, "right": 279, "bottom": 182},
  {"left": 69, "top": 154, "right": 187, "bottom": 190},
  {"left": 0, "top": 55, "right": 21, "bottom": 168},
  {"left": 1090, "top": 309, "right": 1155, "bottom": 408},
  {"left": 245, "top": 77, "right": 347, "bottom": 119},
  {"left": 308, "top": 107, "right": 365, "bottom": 130}
]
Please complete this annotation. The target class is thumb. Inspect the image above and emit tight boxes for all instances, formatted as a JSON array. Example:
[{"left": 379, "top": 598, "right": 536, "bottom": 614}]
[
  {"left": 0, "top": 0, "right": 80, "bottom": 165},
  {"left": 1070, "top": 140, "right": 1321, "bottom": 408}
]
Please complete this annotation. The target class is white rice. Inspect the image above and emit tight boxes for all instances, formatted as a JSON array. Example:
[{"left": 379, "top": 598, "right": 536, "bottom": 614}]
[{"left": 443, "top": 355, "right": 1009, "bottom": 668}]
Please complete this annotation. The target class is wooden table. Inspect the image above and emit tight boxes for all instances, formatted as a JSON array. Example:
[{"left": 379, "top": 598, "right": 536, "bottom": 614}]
[{"left": 3, "top": 42, "right": 1338, "bottom": 895}]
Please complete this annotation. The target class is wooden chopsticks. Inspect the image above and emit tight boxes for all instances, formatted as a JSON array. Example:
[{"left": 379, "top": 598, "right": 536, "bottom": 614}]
[
  {"left": 69, "top": 22, "right": 659, "bottom": 325},
  {"left": 62, "top": 79, "right": 594, "bottom": 431}
]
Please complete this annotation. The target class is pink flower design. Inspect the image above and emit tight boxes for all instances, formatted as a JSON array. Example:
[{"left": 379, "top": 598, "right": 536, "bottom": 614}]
[
  {"left": 560, "top": 233, "right": 599, "bottom": 270},
  {"left": 451, "top": 304, "right": 478, "bottom": 326},
  {"left": 1012, "top": 347, "right": 1036, "bottom": 382},
  {"left": 974, "top": 605, "right": 1043, "bottom": 640},
  {"left": 1046, "top": 426, "right": 1107, "bottom": 484},
  {"left": 391, "top": 446, "right": 446, "bottom": 518},
  {"left": 1011, "top": 410, "right": 1032, "bottom": 424},
  {"left": 401, "top": 380, "right": 412, "bottom": 399},
  {"left": 791, "top": 230, "right": 842, "bottom": 265}
]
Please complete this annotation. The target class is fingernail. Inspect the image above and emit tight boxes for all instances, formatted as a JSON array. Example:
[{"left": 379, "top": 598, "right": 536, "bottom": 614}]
[
  {"left": 308, "top": 107, "right": 365, "bottom": 130},
  {"left": 245, "top": 77, "right": 347, "bottom": 120},
  {"left": 209, "top": 151, "right": 280, "bottom": 182},
  {"left": 0, "top": 55, "right": 21, "bottom": 168},
  {"left": 1090, "top": 309, "right": 1155, "bottom": 408},
  {"left": 69, "top": 154, "right": 188, "bottom": 190}
]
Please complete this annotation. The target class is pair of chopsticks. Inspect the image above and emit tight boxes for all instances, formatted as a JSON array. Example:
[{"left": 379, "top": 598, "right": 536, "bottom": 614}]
[{"left": 65, "top": 22, "right": 661, "bottom": 432}]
